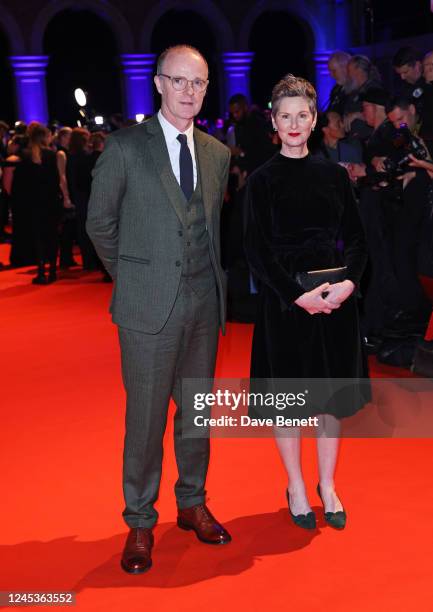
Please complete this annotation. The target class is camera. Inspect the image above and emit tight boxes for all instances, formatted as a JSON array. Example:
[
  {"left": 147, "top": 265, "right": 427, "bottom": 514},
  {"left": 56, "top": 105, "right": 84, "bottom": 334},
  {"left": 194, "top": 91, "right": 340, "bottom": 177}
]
[
  {"left": 382, "top": 123, "right": 428, "bottom": 175},
  {"left": 360, "top": 123, "right": 429, "bottom": 189}
]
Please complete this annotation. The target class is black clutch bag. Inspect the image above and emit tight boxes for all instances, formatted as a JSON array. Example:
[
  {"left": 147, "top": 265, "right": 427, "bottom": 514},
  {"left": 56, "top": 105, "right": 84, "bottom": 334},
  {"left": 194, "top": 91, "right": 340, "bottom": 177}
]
[{"left": 295, "top": 266, "right": 347, "bottom": 294}]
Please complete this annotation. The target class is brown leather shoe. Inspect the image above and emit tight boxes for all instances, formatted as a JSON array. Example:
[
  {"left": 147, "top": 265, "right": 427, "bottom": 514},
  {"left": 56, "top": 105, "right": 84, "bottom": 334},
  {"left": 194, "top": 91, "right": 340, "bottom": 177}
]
[
  {"left": 177, "top": 504, "right": 231, "bottom": 544},
  {"left": 120, "top": 527, "right": 153, "bottom": 574}
]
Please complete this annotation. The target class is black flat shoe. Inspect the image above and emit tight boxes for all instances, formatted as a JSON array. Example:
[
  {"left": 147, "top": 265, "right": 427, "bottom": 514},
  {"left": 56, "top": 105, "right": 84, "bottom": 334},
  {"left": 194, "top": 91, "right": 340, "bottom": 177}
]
[
  {"left": 317, "top": 483, "right": 346, "bottom": 529},
  {"left": 32, "top": 274, "right": 47, "bottom": 285},
  {"left": 286, "top": 490, "right": 316, "bottom": 530}
]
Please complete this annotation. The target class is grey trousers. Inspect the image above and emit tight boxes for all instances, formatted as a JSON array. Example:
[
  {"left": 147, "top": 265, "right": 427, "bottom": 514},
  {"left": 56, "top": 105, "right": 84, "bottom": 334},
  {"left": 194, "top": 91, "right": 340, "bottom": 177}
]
[{"left": 118, "top": 279, "right": 219, "bottom": 528}]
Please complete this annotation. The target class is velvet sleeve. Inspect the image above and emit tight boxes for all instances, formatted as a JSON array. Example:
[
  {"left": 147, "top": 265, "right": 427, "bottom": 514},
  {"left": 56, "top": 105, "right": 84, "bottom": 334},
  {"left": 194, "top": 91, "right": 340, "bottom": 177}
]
[
  {"left": 244, "top": 172, "right": 305, "bottom": 306},
  {"left": 338, "top": 165, "right": 368, "bottom": 286}
]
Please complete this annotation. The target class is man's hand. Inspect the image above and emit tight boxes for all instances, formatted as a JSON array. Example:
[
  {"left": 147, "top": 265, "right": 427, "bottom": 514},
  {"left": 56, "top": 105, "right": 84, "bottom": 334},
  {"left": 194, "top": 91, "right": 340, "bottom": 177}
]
[
  {"left": 294, "top": 283, "right": 341, "bottom": 315},
  {"left": 347, "top": 162, "right": 366, "bottom": 182},
  {"left": 396, "top": 170, "right": 416, "bottom": 189},
  {"left": 408, "top": 153, "right": 433, "bottom": 179},
  {"left": 371, "top": 156, "right": 386, "bottom": 172}
]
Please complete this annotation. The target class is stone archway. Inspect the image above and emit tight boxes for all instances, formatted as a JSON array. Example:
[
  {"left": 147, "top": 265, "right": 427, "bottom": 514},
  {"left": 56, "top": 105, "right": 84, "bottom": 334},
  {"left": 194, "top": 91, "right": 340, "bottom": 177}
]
[
  {"left": 240, "top": 0, "right": 335, "bottom": 109},
  {"left": 31, "top": 0, "right": 133, "bottom": 55},
  {"left": 0, "top": 4, "right": 25, "bottom": 55},
  {"left": 239, "top": 0, "right": 326, "bottom": 53},
  {"left": 140, "top": 0, "right": 235, "bottom": 52}
]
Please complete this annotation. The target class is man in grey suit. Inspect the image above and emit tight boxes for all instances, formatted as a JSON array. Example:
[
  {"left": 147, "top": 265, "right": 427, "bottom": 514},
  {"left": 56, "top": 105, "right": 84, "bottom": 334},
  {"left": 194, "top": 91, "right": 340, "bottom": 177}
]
[{"left": 87, "top": 45, "right": 232, "bottom": 574}]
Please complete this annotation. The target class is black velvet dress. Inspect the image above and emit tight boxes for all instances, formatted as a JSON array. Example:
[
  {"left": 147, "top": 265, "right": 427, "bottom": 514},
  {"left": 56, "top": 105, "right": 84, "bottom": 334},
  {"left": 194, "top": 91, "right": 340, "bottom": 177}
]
[{"left": 244, "top": 153, "right": 370, "bottom": 420}]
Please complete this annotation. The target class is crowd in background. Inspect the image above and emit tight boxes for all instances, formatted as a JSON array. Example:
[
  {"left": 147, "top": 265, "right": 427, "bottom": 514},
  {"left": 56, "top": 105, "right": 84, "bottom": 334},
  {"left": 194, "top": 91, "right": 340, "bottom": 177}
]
[{"left": 0, "top": 44, "right": 432, "bottom": 363}]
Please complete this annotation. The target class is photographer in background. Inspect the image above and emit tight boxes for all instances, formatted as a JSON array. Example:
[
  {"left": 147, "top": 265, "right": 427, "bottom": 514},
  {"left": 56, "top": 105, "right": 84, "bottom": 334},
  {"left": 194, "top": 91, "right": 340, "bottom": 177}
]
[
  {"left": 420, "top": 51, "right": 433, "bottom": 157},
  {"left": 227, "top": 93, "right": 275, "bottom": 175},
  {"left": 355, "top": 88, "right": 400, "bottom": 347},
  {"left": 382, "top": 96, "right": 432, "bottom": 334},
  {"left": 393, "top": 47, "right": 425, "bottom": 113}
]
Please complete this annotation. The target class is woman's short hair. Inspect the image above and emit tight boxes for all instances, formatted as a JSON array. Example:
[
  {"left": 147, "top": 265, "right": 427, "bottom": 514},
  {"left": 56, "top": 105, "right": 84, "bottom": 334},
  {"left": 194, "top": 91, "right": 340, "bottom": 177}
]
[{"left": 271, "top": 74, "right": 317, "bottom": 117}]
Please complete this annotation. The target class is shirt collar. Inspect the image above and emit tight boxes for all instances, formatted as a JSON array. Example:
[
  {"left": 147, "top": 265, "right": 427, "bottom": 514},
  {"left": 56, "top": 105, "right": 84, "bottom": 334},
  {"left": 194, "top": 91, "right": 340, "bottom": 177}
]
[{"left": 158, "top": 110, "right": 194, "bottom": 145}]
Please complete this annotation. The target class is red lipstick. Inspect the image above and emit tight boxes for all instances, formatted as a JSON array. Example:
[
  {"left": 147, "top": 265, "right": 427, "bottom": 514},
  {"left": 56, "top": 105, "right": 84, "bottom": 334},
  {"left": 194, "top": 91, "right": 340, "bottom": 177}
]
[{"left": 288, "top": 132, "right": 300, "bottom": 136}]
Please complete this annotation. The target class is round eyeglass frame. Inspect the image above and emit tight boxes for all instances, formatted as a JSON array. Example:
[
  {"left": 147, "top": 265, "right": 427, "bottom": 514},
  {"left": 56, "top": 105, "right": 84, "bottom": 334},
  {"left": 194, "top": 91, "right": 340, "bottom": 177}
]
[{"left": 157, "top": 73, "right": 209, "bottom": 93}]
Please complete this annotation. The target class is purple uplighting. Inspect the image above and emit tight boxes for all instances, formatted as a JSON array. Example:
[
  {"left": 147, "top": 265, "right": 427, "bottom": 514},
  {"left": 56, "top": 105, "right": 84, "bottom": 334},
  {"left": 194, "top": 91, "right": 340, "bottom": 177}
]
[
  {"left": 10, "top": 56, "right": 49, "bottom": 124},
  {"left": 222, "top": 52, "right": 255, "bottom": 104},
  {"left": 312, "top": 51, "right": 334, "bottom": 112},
  {"left": 120, "top": 54, "right": 156, "bottom": 119}
]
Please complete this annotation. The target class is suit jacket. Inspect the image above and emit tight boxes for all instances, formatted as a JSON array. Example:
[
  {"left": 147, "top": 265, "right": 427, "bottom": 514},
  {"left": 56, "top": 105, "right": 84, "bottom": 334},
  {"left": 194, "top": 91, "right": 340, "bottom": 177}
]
[{"left": 86, "top": 115, "right": 231, "bottom": 334}]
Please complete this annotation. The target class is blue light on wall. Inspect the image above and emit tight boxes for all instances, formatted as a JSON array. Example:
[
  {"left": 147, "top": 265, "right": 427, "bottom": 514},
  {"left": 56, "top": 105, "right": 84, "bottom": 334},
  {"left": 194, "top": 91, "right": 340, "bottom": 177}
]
[
  {"left": 222, "top": 52, "right": 255, "bottom": 105},
  {"left": 120, "top": 54, "right": 156, "bottom": 118},
  {"left": 313, "top": 51, "right": 335, "bottom": 111},
  {"left": 10, "top": 56, "right": 49, "bottom": 124}
]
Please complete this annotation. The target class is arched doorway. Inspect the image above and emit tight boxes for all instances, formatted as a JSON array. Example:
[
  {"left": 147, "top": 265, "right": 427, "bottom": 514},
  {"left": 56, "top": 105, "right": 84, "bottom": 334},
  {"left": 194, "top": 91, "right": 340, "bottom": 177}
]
[
  {"left": 248, "top": 11, "right": 315, "bottom": 108},
  {"left": 0, "top": 28, "right": 14, "bottom": 124},
  {"left": 151, "top": 10, "right": 219, "bottom": 119},
  {"left": 43, "top": 9, "right": 121, "bottom": 125}
]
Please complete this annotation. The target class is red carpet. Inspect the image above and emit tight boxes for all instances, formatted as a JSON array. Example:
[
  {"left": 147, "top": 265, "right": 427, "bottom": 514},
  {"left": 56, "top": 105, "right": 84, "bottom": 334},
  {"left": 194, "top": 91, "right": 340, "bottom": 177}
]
[{"left": 1, "top": 256, "right": 432, "bottom": 611}]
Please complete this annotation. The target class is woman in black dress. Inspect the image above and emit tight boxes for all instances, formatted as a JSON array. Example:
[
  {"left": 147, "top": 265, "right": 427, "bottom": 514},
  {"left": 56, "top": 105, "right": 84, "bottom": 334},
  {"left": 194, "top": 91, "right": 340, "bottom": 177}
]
[
  {"left": 11, "top": 124, "right": 62, "bottom": 283},
  {"left": 244, "top": 75, "right": 368, "bottom": 530}
]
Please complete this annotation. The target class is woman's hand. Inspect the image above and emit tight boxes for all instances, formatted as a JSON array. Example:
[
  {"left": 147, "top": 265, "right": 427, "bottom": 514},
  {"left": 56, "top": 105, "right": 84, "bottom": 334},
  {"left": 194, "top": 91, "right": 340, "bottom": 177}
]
[
  {"left": 294, "top": 283, "right": 341, "bottom": 315},
  {"left": 323, "top": 279, "right": 355, "bottom": 307}
]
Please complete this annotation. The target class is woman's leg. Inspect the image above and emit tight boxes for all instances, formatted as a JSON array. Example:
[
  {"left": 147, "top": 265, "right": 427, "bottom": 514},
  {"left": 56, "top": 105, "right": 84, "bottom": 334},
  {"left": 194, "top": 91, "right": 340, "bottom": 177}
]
[
  {"left": 316, "top": 414, "right": 344, "bottom": 512},
  {"left": 274, "top": 427, "right": 312, "bottom": 514}
]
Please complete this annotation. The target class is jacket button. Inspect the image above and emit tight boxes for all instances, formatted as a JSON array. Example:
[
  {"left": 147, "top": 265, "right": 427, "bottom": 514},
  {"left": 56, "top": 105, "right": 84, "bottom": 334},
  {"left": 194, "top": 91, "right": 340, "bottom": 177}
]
[
  {"left": 178, "top": 230, "right": 183, "bottom": 236},
  {"left": 175, "top": 261, "right": 181, "bottom": 267},
  {"left": 187, "top": 241, "right": 191, "bottom": 246}
]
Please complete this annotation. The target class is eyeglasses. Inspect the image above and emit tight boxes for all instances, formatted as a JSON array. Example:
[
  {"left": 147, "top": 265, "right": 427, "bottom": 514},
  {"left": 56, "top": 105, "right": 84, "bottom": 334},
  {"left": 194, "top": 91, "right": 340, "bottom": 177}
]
[{"left": 158, "top": 74, "right": 208, "bottom": 93}]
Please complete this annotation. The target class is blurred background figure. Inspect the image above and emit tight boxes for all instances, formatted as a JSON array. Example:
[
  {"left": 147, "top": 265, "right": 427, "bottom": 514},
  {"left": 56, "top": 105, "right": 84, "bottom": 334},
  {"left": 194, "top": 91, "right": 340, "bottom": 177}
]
[
  {"left": 3, "top": 134, "right": 33, "bottom": 266},
  {"left": 11, "top": 123, "right": 61, "bottom": 284},
  {"left": 392, "top": 46, "right": 425, "bottom": 111},
  {"left": 66, "top": 127, "right": 110, "bottom": 280},
  {"left": 326, "top": 51, "right": 352, "bottom": 115},
  {"left": 55, "top": 126, "right": 78, "bottom": 269}
]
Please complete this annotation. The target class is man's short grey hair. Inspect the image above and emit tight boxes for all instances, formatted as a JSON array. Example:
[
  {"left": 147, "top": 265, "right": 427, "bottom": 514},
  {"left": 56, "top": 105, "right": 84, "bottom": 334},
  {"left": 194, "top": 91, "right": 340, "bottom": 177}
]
[
  {"left": 329, "top": 51, "right": 352, "bottom": 66},
  {"left": 156, "top": 45, "right": 208, "bottom": 75}
]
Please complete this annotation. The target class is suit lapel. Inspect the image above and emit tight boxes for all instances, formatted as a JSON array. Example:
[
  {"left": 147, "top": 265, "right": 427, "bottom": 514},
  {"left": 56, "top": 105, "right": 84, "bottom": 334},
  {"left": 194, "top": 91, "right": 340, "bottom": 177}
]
[
  {"left": 145, "top": 116, "right": 185, "bottom": 224},
  {"left": 194, "top": 128, "right": 214, "bottom": 225}
]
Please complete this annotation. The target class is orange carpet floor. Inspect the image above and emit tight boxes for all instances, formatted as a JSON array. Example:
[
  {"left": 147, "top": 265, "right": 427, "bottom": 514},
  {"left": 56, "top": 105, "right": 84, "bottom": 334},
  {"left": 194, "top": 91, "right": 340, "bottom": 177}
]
[{"left": 1, "top": 254, "right": 432, "bottom": 611}]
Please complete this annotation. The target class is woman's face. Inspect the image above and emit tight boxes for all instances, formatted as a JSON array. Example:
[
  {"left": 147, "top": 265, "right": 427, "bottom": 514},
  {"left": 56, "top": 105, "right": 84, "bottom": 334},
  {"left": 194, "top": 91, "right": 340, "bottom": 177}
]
[
  {"left": 272, "top": 96, "right": 316, "bottom": 150},
  {"left": 7, "top": 140, "right": 19, "bottom": 155}
]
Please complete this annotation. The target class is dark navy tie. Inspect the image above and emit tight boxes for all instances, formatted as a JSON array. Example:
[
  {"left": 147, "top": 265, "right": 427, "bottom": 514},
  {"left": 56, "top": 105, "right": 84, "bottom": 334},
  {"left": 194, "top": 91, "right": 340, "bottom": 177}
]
[{"left": 177, "top": 133, "right": 194, "bottom": 200}]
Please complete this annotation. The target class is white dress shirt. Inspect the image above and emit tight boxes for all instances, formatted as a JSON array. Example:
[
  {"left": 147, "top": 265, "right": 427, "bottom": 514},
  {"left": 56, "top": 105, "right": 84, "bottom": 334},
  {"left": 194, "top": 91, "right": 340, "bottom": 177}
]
[{"left": 157, "top": 110, "right": 197, "bottom": 189}]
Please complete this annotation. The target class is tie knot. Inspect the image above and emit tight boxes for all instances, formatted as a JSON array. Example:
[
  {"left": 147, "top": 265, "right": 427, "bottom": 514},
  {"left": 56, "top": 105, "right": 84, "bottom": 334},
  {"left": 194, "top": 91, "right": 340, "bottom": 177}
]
[{"left": 177, "top": 133, "right": 187, "bottom": 145}]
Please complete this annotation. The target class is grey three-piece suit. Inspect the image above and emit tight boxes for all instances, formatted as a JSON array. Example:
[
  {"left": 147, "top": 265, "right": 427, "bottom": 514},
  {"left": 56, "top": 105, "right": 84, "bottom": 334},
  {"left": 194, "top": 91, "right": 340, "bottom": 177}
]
[{"left": 87, "top": 115, "right": 231, "bottom": 528}]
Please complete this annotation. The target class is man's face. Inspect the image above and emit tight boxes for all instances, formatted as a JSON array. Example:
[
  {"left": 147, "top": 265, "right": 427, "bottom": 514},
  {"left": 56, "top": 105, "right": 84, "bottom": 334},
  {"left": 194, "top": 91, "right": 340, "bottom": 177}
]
[
  {"left": 154, "top": 49, "right": 208, "bottom": 128},
  {"left": 394, "top": 62, "right": 422, "bottom": 84},
  {"left": 347, "top": 63, "right": 363, "bottom": 89},
  {"left": 423, "top": 55, "right": 433, "bottom": 84},
  {"left": 328, "top": 60, "right": 347, "bottom": 86},
  {"left": 324, "top": 112, "right": 345, "bottom": 139},
  {"left": 362, "top": 101, "right": 377, "bottom": 127},
  {"left": 387, "top": 104, "right": 417, "bottom": 130},
  {"left": 229, "top": 102, "right": 247, "bottom": 123}
]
